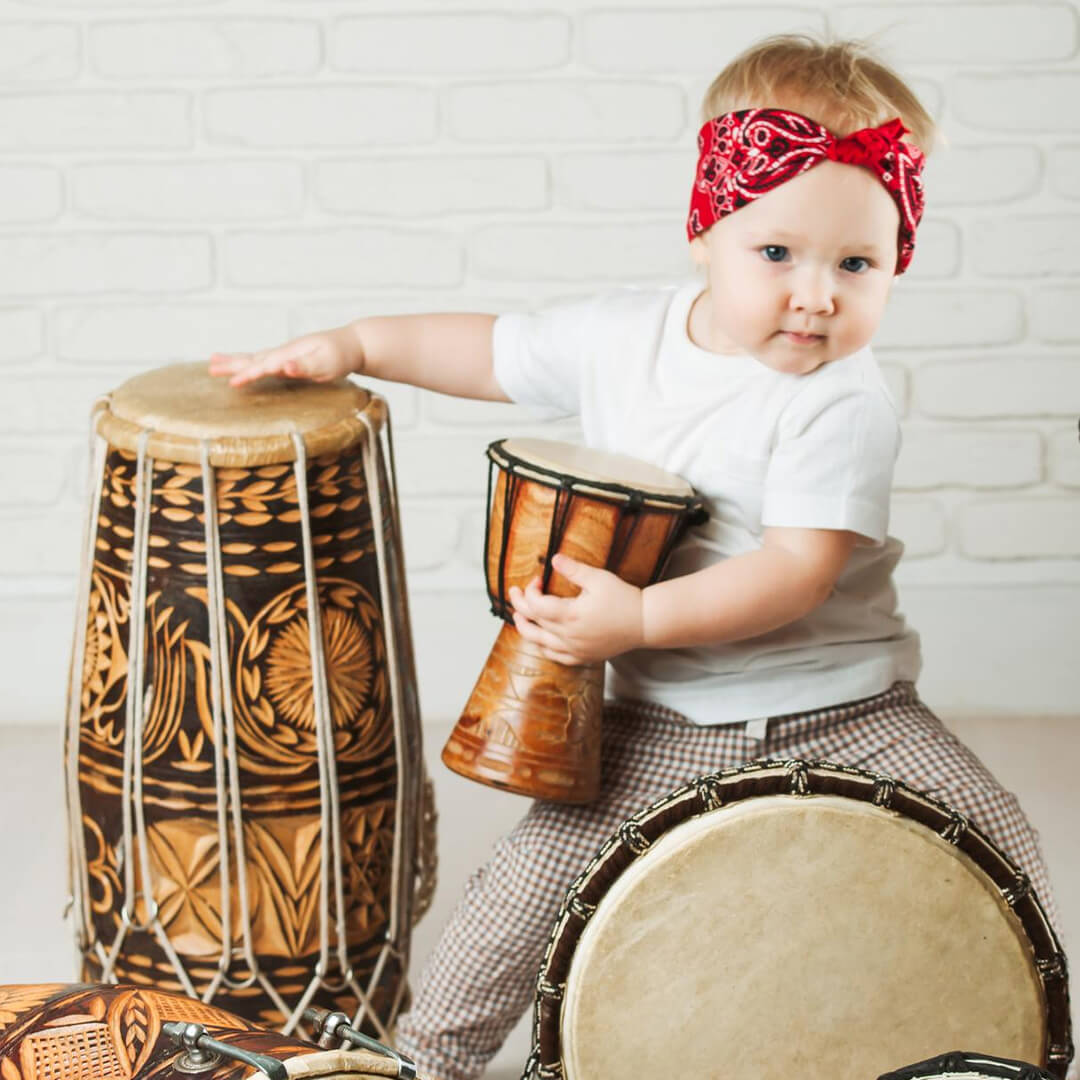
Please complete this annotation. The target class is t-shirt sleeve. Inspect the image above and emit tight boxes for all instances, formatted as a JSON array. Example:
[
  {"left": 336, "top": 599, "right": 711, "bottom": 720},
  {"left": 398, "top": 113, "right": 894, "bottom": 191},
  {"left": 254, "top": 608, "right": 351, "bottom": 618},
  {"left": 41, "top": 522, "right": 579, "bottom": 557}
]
[
  {"left": 491, "top": 293, "right": 602, "bottom": 420},
  {"left": 760, "top": 383, "right": 900, "bottom": 545}
]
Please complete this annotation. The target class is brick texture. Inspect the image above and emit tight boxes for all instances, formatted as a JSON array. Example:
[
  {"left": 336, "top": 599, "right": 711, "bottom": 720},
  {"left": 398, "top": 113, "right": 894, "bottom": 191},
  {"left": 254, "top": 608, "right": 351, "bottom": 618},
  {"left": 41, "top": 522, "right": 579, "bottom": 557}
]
[{"left": 0, "top": 3, "right": 1076, "bottom": 733}]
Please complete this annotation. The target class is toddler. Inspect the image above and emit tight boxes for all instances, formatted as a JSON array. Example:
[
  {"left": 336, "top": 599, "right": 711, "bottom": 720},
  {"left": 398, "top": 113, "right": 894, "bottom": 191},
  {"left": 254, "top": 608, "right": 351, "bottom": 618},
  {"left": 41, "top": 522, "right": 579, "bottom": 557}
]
[{"left": 210, "top": 34, "right": 1062, "bottom": 1080}]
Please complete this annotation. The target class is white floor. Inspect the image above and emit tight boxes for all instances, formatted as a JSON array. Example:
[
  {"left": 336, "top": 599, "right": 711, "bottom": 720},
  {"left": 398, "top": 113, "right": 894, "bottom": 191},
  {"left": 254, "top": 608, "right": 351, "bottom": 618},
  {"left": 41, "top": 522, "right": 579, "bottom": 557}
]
[{"left": 1, "top": 715, "right": 1077, "bottom": 1079}]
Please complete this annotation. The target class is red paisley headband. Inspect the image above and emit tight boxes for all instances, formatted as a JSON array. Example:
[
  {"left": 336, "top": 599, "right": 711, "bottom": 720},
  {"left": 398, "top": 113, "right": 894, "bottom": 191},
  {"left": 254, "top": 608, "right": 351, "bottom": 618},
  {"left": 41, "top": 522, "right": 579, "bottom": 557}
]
[{"left": 687, "top": 108, "right": 926, "bottom": 274}]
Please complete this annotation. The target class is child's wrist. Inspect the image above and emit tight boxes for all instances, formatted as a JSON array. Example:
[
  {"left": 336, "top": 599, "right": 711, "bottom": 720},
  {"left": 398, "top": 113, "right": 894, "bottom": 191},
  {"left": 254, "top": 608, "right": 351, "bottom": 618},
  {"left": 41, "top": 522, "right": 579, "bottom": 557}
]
[{"left": 343, "top": 319, "right": 370, "bottom": 376}]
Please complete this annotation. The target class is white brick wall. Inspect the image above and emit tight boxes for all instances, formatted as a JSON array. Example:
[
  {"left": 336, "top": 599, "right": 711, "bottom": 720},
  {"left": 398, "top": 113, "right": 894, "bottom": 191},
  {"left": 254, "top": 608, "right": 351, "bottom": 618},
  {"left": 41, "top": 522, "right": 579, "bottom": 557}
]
[
  {"left": 0, "top": 3, "right": 1077, "bottom": 1071},
  {"left": 0, "top": 0, "right": 1074, "bottom": 705}
]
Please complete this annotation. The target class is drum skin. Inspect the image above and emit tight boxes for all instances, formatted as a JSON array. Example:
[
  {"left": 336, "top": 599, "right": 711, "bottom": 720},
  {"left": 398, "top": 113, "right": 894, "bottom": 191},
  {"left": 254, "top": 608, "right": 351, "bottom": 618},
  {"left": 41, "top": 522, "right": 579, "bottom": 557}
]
[
  {"left": 527, "top": 760, "right": 1073, "bottom": 1080},
  {"left": 0, "top": 984, "right": 401, "bottom": 1079},
  {"left": 67, "top": 365, "right": 426, "bottom": 1032}
]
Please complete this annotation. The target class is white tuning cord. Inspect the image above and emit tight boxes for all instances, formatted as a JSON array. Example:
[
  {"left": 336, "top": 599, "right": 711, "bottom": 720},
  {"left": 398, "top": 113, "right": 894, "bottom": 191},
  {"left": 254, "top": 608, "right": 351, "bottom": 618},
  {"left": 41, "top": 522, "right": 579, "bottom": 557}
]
[
  {"left": 64, "top": 397, "right": 109, "bottom": 968},
  {"left": 285, "top": 431, "right": 391, "bottom": 1041},
  {"left": 201, "top": 442, "right": 289, "bottom": 1018},
  {"left": 354, "top": 400, "right": 418, "bottom": 1029}
]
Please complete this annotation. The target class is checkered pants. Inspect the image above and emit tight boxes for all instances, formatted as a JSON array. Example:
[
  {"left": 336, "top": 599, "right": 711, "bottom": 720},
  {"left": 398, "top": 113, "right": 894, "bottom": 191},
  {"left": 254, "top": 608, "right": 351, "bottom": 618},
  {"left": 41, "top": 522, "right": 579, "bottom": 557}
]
[{"left": 396, "top": 683, "right": 1063, "bottom": 1080}]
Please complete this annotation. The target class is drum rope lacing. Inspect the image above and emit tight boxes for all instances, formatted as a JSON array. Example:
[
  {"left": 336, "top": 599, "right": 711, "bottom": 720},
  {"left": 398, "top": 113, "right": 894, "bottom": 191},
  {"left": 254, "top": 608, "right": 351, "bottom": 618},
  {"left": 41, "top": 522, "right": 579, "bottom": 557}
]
[
  {"left": 104, "top": 430, "right": 199, "bottom": 993},
  {"left": 353, "top": 406, "right": 418, "bottom": 1032},
  {"left": 64, "top": 397, "right": 110, "bottom": 957},
  {"left": 201, "top": 440, "right": 267, "bottom": 999},
  {"left": 66, "top": 397, "right": 423, "bottom": 1043}
]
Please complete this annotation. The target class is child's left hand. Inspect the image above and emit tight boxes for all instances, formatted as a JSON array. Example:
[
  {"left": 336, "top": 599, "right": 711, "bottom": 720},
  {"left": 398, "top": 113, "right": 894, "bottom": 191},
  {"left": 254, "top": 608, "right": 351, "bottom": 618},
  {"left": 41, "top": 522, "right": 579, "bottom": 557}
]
[{"left": 508, "top": 553, "right": 645, "bottom": 666}]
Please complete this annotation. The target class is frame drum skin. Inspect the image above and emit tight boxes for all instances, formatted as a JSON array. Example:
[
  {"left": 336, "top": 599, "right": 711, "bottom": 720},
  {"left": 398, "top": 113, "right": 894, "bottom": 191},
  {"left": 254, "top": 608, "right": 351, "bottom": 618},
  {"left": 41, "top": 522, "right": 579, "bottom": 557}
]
[
  {"left": 0, "top": 983, "right": 410, "bottom": 1079},
  {"left": 527, "top": 760, "right": 1072, "bottom": 1080},
  {"left": 65, "top": 364, "right": 431, "bottom": 1037}
]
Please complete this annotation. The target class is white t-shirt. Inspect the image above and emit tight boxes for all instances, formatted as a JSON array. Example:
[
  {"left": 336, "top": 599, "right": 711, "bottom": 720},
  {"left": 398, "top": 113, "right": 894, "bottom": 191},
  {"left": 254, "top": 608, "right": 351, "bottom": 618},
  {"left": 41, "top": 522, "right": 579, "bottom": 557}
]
[{"left": 491, "top": 278, "right": 922, "bottom": 726}]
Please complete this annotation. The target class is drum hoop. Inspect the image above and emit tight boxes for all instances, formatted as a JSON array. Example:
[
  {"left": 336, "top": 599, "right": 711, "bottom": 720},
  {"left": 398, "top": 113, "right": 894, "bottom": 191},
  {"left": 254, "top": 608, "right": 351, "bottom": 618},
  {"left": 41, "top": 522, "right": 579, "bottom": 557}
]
[
  {"left": 876, "top": 1050, "right": 1059, "bottom": 1080},
  {"left": 487, "top": 439, "right": 706, "bottom": 515},
  {"left": 527, "top": 758, "right": 1073, "bottom": 1080},
  {"left": 96, "top": 381, "right": 384, "bottom": 467}
]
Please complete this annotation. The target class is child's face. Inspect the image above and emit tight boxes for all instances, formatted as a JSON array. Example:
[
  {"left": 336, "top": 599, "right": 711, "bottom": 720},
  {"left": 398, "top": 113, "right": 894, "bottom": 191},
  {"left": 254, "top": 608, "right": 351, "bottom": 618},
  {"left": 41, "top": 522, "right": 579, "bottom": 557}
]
[{"left": 689, "top": 160, "right": 899, "bottom": 374}]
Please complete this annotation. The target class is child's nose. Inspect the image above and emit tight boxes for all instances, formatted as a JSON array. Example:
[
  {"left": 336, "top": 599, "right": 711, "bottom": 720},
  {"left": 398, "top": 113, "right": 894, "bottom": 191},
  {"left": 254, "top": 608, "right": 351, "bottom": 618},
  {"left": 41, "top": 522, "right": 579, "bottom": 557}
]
[{"left": 789, "top": 268, "right": 836, "bottom": 314}]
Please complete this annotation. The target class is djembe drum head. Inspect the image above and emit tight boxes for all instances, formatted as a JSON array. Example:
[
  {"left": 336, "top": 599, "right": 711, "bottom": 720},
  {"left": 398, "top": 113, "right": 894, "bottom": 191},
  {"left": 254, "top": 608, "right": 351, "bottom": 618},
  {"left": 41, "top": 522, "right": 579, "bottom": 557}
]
[
  {"left": 66, "top": 363, "right": 429, "bottom": 1037},
  {"left": 528, "top": 761, "right": 1071, "bottom": 1080}
]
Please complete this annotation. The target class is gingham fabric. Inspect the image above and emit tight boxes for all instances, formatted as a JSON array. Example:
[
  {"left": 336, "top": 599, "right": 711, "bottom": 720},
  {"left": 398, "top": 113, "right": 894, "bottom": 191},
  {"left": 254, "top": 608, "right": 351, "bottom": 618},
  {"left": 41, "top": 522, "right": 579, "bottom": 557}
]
[{"left": 396, "top": 683, "right": 1063, "bottom": 1080}]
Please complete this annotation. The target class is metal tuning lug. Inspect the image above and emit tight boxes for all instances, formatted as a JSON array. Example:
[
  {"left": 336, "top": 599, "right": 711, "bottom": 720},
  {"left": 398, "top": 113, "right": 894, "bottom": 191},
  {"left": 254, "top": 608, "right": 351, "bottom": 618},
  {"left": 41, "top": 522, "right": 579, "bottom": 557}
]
[
  {"left": 162, "top": 1021, "right": 289, "bottom": 1080},
  {"left": 304, "top": 1008, "right": 417, "bottom": 1079}
]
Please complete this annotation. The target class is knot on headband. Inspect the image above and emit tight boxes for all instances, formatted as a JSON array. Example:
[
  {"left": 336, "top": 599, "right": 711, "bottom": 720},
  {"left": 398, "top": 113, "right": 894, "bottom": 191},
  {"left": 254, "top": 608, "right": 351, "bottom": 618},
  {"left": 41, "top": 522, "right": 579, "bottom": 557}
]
[{"left": 687, "top": 109, "right": 926, "bottom": 274}]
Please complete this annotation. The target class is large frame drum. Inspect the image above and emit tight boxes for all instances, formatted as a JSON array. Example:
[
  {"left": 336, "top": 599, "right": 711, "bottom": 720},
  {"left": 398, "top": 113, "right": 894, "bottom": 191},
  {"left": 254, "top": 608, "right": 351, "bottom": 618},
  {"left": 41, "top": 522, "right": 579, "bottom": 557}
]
[
  {"left": 65, "top": 364, "right": 433, "bottom": 1038},
  {"left": 527, "top": 760, "right": 1073, "bottom": 1080},
  {"left": 0, "top": 983, "right": 416, "bottom": 1079}
]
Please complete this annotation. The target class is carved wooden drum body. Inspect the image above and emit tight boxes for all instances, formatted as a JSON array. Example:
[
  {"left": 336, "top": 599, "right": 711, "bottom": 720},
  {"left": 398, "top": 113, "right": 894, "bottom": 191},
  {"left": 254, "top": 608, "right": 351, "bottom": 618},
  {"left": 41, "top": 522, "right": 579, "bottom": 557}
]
[
  {"left": 443, "top": 438, "right": 705, "bottom": 804},
  {"left": 0, "top": 983, "right": 416, "bottom": 1080},
  {"left": 65, "top": 364, "right": 431, "bottom": 1037},
  {"left": 528, "top": 760, "right": 1073, "bottom": 1080}
]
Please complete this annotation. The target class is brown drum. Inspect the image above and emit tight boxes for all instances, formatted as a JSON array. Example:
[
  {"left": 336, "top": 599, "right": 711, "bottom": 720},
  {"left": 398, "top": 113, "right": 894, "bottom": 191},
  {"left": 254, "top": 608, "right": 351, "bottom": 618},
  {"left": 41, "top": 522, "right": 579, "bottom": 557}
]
[
  {"left": 0, "top": 983, "right": 418, "bottom": 1079},
  {"left": 442, "top": 438, "right": 705, "bottom": 804},
  {"left": 65, "top": 364, "right": 435, "bottom": 1038},
  {"left": 527, "top": 760, "right": 1073, "bottom": 1080}
]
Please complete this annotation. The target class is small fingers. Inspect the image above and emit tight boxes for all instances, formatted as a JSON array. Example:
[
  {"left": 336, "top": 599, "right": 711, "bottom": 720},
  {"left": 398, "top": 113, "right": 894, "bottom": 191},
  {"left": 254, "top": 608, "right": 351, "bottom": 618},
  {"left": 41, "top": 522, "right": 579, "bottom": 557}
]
[
  {"left": 209, "top": 341, "right": 321, "bottom": 387},
  {"left": 509, "top": 582, "right": 568, "bottom": 623},
  {"left": 512, "top": 610, "right": 562, "bottom": 648}
]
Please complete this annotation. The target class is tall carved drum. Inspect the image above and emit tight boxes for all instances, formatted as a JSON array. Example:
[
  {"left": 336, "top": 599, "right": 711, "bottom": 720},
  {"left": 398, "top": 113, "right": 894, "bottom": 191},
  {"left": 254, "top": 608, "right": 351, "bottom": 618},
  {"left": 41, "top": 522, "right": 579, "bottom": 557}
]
[{"left": 65, "top": 364, "right": 433, "bottom": 1038}]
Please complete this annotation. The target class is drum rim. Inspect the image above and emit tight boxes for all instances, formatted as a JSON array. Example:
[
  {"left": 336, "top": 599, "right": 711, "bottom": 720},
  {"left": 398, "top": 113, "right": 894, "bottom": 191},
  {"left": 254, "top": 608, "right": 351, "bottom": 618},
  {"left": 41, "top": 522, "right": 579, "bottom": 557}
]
[
  {"left": 527, "top": 758, "right": 1074, "bottom": 1080},
  {"left": 488, "top": 438, "right": 705, "bottom": 512},
  {"left": 95, "top": 362, "right": 381, "bottom": 466}
]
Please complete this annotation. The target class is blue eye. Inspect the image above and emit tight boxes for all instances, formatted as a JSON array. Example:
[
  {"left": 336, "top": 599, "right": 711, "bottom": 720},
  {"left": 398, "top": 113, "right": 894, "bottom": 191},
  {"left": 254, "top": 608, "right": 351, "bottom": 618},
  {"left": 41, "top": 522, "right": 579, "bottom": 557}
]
[
  {"left": 760, "top": 245, "right": 788, "bottom": 263},
  {"left": 841, "top": 256, "right": 871, "bottom": 274}
]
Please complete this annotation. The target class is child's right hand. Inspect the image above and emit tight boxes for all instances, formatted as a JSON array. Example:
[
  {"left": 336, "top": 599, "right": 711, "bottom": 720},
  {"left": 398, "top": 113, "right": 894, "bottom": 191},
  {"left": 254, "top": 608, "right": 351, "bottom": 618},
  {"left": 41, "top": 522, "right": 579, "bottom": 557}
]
[{"left": 208, "top": 325, "right": 361, "bottom": 388}]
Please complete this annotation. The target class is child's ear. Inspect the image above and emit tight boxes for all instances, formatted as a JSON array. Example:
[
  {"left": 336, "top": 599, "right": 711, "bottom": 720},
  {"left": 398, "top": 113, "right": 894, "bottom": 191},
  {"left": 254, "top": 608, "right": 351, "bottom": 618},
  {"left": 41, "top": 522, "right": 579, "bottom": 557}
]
[{"left": 689, "top": 234, "right": 709, "bottom": 267}]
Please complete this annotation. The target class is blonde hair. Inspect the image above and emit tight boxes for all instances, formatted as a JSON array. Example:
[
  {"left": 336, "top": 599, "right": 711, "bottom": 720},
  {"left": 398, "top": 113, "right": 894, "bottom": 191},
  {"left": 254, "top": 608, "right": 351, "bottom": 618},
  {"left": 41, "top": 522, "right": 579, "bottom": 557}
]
[{"left": 701, "top": 34, "right": 938, "bottom": 156}]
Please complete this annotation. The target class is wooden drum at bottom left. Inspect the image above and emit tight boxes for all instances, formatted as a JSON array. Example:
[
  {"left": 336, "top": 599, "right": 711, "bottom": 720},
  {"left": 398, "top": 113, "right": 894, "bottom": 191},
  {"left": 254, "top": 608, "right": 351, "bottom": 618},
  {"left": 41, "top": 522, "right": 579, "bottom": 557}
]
[{"left": 0, "top": 983, "right": 419, "bottom": 1079}]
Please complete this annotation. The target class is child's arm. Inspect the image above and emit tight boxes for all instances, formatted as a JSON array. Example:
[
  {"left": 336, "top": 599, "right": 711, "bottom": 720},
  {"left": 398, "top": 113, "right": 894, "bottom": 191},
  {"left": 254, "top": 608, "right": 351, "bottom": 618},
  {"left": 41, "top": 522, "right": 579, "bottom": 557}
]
[
  {"left": 209, "top": 313, "right": 509, "bottom": 402},
  {"left": 508, "top": 526, "right": 857, "bottom": 665}
]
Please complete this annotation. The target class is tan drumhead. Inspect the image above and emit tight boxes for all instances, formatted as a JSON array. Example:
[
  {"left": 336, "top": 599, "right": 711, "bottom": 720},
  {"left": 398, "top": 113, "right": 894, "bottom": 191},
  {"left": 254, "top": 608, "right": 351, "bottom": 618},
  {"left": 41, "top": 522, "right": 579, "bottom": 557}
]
[
  {"left": 561, "top": 796, "right": 1046, "bottom": 1080},
  {"left": 95, "top": 362, "right": 379, "bottom": 466},
  {"left": 499, "top": 438, "right": 693, "bottom": 498}
]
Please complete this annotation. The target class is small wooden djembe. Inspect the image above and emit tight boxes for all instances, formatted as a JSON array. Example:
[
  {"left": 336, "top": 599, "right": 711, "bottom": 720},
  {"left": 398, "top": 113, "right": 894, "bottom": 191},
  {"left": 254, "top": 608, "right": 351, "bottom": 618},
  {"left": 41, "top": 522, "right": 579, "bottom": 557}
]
[{"left": 442, "top": 438, "right": 705, "bottom": 804}]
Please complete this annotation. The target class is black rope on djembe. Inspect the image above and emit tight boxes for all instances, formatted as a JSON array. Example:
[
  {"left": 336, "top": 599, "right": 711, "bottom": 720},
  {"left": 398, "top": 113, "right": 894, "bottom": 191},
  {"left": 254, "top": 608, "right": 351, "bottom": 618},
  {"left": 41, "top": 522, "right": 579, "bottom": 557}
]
[
  {"left": 604, "top": 491, "right": 644, "bottom": 573},
  {"left": 541, "top": 481, "right": 575, "bottom": 596}
]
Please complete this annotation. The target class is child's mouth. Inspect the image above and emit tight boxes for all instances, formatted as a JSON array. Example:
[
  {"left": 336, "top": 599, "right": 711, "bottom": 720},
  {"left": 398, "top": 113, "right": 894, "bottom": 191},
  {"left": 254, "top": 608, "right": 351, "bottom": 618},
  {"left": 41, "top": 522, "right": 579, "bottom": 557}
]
[{"left": 781, "top": 331, "right": 825, "bottom": 345}]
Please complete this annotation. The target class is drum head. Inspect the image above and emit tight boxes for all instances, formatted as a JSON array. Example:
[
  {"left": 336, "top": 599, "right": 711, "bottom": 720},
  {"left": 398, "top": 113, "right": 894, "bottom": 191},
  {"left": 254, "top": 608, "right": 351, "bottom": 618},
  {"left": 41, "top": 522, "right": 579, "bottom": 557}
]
[
  {"left": 498, "top": 437, "right": 694, "bottom": 498},
  {"left": 97, "top": 362, "right": 377, "bottom": 465},
  {"left": 541, "top": 765, "right": 1068, "bottom": 1080}
]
